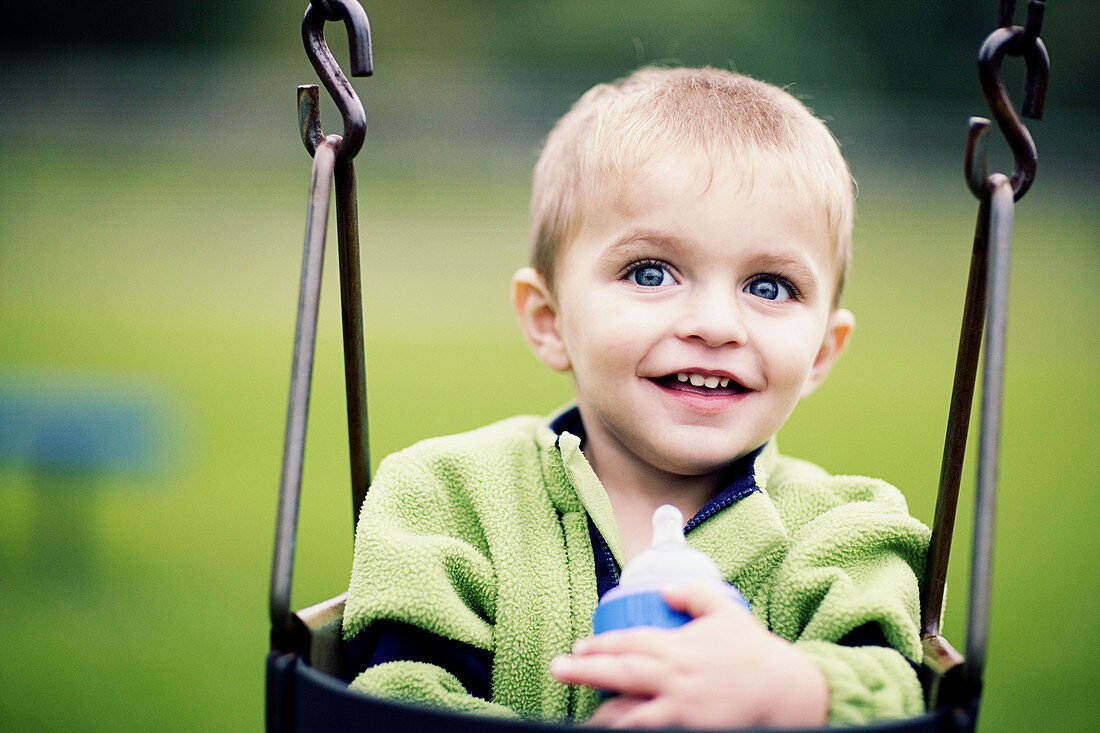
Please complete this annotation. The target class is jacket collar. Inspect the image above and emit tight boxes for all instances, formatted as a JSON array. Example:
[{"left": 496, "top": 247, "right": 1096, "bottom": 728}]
[{"left": 540, "top": 405, "right": 777, "bottom": 570}]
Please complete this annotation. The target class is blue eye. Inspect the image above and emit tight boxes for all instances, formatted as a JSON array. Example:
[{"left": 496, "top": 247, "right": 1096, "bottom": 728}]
[
  {"left": 628, "top": 264, "right": 673, "bottom": 287},
  {"left": 745, "top": 277, "right": 792, "bottom": 301}
]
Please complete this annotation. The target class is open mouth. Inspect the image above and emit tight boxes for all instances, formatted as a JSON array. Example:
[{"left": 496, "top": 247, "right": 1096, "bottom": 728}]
[{"left": 653, "top": 372, "right": 748, "bottom": 396}]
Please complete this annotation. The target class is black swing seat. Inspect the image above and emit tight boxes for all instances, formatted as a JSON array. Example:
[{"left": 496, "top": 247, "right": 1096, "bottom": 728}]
[{"left": 265, "top": 592, "right": 977, "bottom": 733}]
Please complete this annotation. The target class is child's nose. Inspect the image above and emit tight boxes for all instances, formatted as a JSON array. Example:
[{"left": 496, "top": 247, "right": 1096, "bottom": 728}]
[{"left": 674, "top": 284, "right": 747, "bottom": 347}]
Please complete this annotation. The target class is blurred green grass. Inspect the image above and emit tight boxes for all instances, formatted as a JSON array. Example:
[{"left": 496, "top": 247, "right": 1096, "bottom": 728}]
[{"left": 1, "top": 99, "right": 1098, "bottom": 733}]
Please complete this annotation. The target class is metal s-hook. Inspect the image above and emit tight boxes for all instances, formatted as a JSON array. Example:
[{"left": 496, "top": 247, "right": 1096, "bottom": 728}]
[
  {"left": 965, "top": 0, "right": 1049, "bottom": 201},
  {"left": 273, "top": 0, "right": 374, "bottom": 647},
  {"left": 300, "top": 0, "right": 373, "bottom": 160}
]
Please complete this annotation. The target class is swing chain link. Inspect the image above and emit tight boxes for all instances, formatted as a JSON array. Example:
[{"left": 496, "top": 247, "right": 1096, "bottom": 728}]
[
  {"left": 997, "top": 0, "right": 1043, "bottom": 39},
  {"left": 309, "top": 0, "right": 338, "bottom": 18},
  {"left": 995, "top": 0, "right": 1047, "bottom": 117}
]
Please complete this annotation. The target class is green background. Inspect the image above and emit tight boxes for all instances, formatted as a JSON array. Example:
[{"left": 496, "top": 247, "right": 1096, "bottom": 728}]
[{"left": 1, "top": 2, "right": 1096, "bottom": 730}]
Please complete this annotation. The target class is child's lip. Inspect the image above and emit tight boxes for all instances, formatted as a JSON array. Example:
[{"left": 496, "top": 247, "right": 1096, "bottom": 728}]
[
  {"left": 656, "top": 368, "right": 750, "bottom": 388},
  {"left": 648, "top": 375, "right": 751, "bottom": 412},
  {"left": 649, "top": 371, "right": 751, "bottom": 394}
]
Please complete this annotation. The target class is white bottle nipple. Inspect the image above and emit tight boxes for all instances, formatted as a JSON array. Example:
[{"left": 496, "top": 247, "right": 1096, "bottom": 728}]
[
  {"left": 617, "top": 504, "right": 723, "bottom": 588},
  {"left": 651, "top": 504, "right": 686, "bottom": 548}
]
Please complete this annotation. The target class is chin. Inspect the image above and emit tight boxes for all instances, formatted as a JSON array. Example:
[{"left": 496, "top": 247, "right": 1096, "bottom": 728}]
[
  {"left": 657, "top": 434, "right": 758, "bottom": 469},
  {"left": 653, "top": 446, "right": 750, "bottom": 477}
]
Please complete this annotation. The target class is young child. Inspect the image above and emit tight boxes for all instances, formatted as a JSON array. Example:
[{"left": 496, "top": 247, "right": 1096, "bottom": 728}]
[{"left": 343, "top": 66, "right": 929, "bottom": 728}]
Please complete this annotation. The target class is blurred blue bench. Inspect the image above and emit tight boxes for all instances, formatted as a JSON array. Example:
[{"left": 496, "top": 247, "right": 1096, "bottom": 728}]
[
  {"left": 0, "top": 377, "right": 163, "bottom": 476},
  {"left": 0, "top": 371, "right": 168, "bottom": 575}
]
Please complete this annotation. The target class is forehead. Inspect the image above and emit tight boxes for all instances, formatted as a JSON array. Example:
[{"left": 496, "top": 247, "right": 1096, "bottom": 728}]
[{"left": 575, "top": 155, "right": 836, "bottom": 270}]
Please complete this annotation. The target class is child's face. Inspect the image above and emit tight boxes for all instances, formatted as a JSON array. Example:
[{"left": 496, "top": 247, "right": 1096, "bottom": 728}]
[{"left": 515, "top": 159, "right": 853, "bottom": 481}]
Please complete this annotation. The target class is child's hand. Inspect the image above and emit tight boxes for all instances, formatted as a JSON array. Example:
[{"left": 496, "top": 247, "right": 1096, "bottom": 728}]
[{"left": 550, "top": 582, "right": 829, "bottom": 729}]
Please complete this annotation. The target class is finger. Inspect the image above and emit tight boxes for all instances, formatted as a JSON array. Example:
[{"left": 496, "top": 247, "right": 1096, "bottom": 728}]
[
  {"left": 571, "top": 627, "right": 675, "bottom": 658},
  {"left": 582, "top": 695, "right": 648, "bottom": 728},
  {"left": 600, "top": 698, "right": 678, "bottom": 730},
  {"left": 662, "top": 581, "right": 750, "bottom": 620},
  {"left": 550, "top": 653, "right": 667, "bottom": 698}
]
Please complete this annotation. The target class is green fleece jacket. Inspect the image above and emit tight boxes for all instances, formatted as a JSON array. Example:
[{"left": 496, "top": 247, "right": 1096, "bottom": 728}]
[{"left": 344, "top": 412, "right": 929, "bottom": 725}]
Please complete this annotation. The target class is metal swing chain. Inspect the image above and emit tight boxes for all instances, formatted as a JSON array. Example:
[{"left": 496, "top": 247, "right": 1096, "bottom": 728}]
[
  {"left": 271, "top": 0, "right": 373, "bottom": 652},
  {"left": 921, "top": 0, "right": 1050, "bottom": 711}
]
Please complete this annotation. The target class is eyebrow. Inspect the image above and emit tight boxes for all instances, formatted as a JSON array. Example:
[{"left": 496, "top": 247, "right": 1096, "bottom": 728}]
[
  {"left": 745, "top": 253, "right": 820, "bottom": 279},
  {"left": 606, "top": 231, "right": 822, "bottom": 274},
  {"left": 601, "top": 229, "right": 692, "bottom": 259}
]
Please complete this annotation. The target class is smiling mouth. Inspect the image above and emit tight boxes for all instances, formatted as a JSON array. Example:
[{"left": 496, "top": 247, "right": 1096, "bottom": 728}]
[{"left": 653, "top": 372, "right": 749, "bottom": 396}]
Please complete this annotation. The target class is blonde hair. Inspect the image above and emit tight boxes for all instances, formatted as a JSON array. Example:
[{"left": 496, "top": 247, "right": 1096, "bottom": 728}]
[{"left": 529, "top": 66, "right": 855, "bottom": 305}]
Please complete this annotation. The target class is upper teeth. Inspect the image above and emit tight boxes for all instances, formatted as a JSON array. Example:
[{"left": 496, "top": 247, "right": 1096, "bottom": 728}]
[{"left": 677, "top": 372, "right": 730, "bottom": 389}]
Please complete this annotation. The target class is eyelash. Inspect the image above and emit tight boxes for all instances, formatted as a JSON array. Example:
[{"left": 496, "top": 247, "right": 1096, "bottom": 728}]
[
  {"left": 620, "top": 258, "right": 675, "bottom": 282},
  {"left": 747, "top": 274, "right": 801, "bottom": 301}
]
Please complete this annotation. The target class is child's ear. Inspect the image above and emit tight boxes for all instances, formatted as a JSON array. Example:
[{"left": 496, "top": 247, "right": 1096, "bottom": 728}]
[
  {"left": 512, "top": 267, "right": 571, "bottom": 372},
  {"left": 801, "top": 308, "right": 855, "bottom": 398}
]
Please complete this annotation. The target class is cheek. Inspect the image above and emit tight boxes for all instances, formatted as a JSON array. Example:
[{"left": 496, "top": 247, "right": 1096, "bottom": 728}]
[
  {"left": 563, "top": 294, "right": 647, "bottom": 357},
  {"left": 760, "top": 323, "right": 825, "bottom": 385},
  {"left": 574, "top": 326, "right": 638, "bottom": 375}
]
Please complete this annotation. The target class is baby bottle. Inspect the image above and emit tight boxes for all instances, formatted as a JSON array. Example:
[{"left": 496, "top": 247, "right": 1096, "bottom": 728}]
[{"left": 591, "top": 504, "right": 749, "bottom": 634}]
